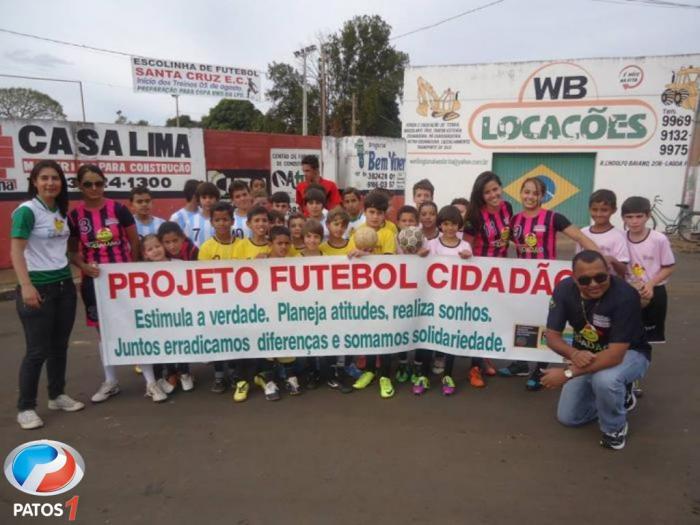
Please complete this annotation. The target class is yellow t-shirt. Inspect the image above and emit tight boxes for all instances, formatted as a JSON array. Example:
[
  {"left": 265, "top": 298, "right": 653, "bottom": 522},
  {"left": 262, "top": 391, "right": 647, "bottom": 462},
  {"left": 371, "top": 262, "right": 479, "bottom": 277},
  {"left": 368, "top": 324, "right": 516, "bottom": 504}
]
[
  {"left": 232, "top": 238, "right": 271, "bottom": 259},
  {"left": 320, "top": 239, "right": 351, "bottom": 256},
  {"left": 383, "top": 220, "right": 398, "bottom": 235},
  {"left": 348, "top": 225, "right": 397, "bottom": 254},
  {"left": 198, "top": 237, "right": 237, "bottom": 261},
  {"left": 288, "top": 244, "right": 304, "bottom": 257}
]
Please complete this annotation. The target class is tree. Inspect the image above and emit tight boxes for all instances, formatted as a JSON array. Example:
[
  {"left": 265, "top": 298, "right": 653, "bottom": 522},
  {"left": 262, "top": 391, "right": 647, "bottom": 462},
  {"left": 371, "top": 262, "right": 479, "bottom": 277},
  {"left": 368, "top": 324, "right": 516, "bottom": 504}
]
[
  {"left": 201, "top": 99, "right": 264, "bottom": 131},
  {"left": 325, "top": 15, "right": 409, "bottom": 137},
  {"left": 263, "top": 62, "right": 320, "bottom": 135},
  {"left": 115, "top": 110, "right": 149, "bottom": 126},
  {"left": 0, "top": 88, "right": 66, "bottom": 120},
  {"left": 165, "top": 114, "right": 201, "bottom": 128}
]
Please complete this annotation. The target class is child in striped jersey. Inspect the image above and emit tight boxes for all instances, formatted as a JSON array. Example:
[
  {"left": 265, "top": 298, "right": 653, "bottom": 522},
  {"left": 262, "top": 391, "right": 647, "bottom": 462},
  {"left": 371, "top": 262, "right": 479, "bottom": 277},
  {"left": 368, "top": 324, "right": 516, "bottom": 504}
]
[
  {"left": 304, "top": 187, "right": 329, "bottom": 240},
  {"left": 229, "top": 180, "right": 253, "bottom": 240},
  {"left": 169, "top": 179, "right": 201, "bottom": 230},
  {"left": 129, "top": 186, "right": 165, "bottom": 239},
  {"left": 183, "top": 182, "right": 219, "bottom": 248},
  {"left": 502, "top": 177, "right": 598, "bottom": 391}
]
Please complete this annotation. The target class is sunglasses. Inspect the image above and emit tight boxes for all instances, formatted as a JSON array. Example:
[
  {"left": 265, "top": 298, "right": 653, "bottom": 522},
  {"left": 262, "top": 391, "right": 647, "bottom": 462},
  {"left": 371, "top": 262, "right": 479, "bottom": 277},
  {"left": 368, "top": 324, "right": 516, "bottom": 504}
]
[
  {"left": 82, "top": 180, "right": 105, "bottom": 189},
  {"left": 577, "top": 273, "right": 609, "bottom": 286}
]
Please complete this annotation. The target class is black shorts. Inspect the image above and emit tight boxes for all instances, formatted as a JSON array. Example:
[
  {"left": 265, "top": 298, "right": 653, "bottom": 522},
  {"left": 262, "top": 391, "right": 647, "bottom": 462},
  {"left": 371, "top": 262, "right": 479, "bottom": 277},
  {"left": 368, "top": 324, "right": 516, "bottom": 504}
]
[
  {"left": 80, "top": 277, "right": 99, "bottom": 327},
  {"left": 642, "top": 285, "right": 667, "bottom": 343}
]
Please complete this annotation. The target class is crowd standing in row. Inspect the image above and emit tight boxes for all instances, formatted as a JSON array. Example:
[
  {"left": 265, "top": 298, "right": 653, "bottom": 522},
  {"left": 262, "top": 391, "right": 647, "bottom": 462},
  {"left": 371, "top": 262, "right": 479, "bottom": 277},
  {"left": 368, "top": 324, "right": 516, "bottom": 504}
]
[{"left": 11, "top": 156, "right": 674, "bottom": 449}]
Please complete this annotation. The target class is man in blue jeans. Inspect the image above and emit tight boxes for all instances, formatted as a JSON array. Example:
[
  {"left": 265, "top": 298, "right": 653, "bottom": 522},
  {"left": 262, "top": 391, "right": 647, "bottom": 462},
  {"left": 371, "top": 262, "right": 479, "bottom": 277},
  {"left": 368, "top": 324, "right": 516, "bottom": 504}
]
[{"left": 541, "top": 250, "right": 651, "bottom": 450}]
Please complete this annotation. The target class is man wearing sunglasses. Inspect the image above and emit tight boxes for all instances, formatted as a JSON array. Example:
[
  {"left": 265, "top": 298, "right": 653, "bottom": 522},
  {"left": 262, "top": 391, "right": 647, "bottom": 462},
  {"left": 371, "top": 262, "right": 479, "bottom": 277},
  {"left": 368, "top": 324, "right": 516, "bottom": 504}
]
[{"left": 541, "top": 250, "right": 651, "bottom": 450}]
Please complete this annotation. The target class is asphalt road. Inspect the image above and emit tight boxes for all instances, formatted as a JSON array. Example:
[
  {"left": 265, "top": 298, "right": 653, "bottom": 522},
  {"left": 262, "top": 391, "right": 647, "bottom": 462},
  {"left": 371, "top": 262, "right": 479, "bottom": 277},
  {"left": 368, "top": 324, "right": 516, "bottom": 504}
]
[{"left": 0, "top": 253, "right": 698, "bottom": 525}]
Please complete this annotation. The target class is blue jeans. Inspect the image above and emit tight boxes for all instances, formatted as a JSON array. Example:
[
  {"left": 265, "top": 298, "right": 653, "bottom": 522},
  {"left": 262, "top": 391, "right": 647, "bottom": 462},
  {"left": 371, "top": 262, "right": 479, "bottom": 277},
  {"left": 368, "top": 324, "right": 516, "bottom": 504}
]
[{"left": 557, "top": 350, "right": 650, "bottom": 434}]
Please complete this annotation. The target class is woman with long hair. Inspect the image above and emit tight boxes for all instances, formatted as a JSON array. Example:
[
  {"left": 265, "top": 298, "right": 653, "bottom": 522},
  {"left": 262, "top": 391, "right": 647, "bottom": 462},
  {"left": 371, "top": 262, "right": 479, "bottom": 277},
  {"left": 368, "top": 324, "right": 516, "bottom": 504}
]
[{"left": 11, "top": 160, "right": 84, "bottom": 429}]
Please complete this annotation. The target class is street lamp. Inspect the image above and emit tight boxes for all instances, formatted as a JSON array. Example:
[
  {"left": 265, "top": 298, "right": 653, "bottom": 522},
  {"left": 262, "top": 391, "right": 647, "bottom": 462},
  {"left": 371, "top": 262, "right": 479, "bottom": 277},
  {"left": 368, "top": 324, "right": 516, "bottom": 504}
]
[{"left": 294, "top": 45, "right": 317, "bottom": 136}]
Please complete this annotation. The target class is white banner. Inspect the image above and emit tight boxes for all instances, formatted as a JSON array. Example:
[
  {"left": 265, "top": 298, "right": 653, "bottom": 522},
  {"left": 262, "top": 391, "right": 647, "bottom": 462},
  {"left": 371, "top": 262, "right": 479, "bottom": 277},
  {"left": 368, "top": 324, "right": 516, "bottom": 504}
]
[
  {"left": 336, "top": 136, "right": 406, "bottom": 191},
  {"left": 0, "top": 120, "right": 205, "bottom": 198},
  {"left": 94, "top": 256, "right": 572, "bottom": 366},
  {"left": 131, "top": 56, "right": 261, "bottom": 101}
]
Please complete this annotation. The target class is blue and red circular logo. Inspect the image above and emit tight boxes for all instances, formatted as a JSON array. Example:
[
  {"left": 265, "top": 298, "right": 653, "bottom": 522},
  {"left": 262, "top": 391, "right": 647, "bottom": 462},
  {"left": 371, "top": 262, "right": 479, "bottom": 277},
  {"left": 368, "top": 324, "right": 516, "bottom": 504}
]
[{"left": 4, "top": 440, "right": 85, "bottom": 496}]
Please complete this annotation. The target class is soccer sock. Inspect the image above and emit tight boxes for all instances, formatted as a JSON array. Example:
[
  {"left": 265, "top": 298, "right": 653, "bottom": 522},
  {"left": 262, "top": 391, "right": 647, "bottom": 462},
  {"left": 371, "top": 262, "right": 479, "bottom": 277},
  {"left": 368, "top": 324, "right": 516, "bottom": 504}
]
[
  {"left": 103, "top": 364, "right": 117, "bottom": 384},
  {"left": 141, "top": 365, "right": 156, "bottom": 384}
]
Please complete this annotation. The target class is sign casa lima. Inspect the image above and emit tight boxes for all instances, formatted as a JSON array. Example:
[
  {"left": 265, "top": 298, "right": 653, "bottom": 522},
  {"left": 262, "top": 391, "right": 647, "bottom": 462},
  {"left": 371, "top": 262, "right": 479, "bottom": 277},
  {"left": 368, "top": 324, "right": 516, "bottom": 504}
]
[{"left": 467, "top": 61, "right": 658, "bottom": 150}]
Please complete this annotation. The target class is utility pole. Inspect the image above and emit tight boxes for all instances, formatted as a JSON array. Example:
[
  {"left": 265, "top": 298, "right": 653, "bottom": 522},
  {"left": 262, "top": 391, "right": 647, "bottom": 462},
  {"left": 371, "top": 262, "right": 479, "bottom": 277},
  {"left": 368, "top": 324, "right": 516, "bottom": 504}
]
[
  {"left": 319, "top": 45, "right": 327, "bottom": 137},
  {"left": 172, "top": 94, "right": 180, "bottom": 127},
  {"left": 294, "top": 44, "right": 317, "bottom": 136},
  {"left": 351, "top": 93, "right": 357, "bottom": 135}
]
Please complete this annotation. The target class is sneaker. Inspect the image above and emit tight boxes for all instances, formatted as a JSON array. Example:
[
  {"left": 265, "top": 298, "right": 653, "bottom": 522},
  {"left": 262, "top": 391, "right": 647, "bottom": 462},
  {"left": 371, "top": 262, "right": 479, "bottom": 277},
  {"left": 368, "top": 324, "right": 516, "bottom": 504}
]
[
  {"left": 134, "top": 365, "right": 142, "bottom": 374},
  {"left": 432, "top": 354, "right": 446, "bottom": 375},
  {"left": 327, "top": 372, "right": 341, "bottom": 390},
  {"left": 306, "top": 369, "right": 321, "bottom": 390},
  {"left": 285, "top": 376, "right": 302, "bottom": 396},
  {"left": 91, "top": 380, "right": 120, "bottom": 403},
  {"left": 379, "top": 377, "right": 395, "bottom": 399},
  {"left": 483, "top": 358, "right": 497, "bottom": 377},
  {"left": 17, "top": 410, "right": 43, "bottom": 430},
  {"left": 48, "top": 394, "right": 85, "bottom": 412},
  {"left": 441, "top": 375, "right": 456, "bottom": 395},
  {"left": 254, "top": 373, "right": 266, "bottom": 390},
  {"left": 145, "top": 382, "right": 167, "bottom": 403},
  {"left": 526, "top": 368, "right": 544, "bottom": 391},
  {"left": 345, "top": 362, "right": 363, "bottom": 379},
  {"left": 469, "top": 367, "right": 486, "bottom": 388},
  {"left": 600, "top": 422, "right": 629, "bottom": 450},
  {"left": 264, "top": 381, "right": 281, "bottom": 401},
  {"left": 497, "top": 361, "right": 530, "bottom": 377},
  {"left": 179, "top": 373, "right": 194, "bottom": 392},
  {"left": 624, "top": 384, "right": 637, "bottom": 412},
  {"left": 233, "top": 380, "right": 250, "bottom": 402},
  {"left": 210, "top": 377, "right": 227, "bottom": 394},
  {"left": 395, "top": 361, "right": 410, "bottom": 383},
  {"left": 412, "top": 375, "right": 430, "bottom": 395},
  {"left": 157, "top": 378, "right": 176, "bottom": 395},
  {"left": 353, "top": 371, "right": 375, "bottom": 390}
]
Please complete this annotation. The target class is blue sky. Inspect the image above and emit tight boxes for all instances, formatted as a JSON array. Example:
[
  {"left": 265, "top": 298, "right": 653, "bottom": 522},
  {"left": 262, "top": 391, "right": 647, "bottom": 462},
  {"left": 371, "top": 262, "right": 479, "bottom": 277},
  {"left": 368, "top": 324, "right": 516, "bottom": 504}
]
[{"left": 1, "top": 0, "right": 698, "bottom": 125}]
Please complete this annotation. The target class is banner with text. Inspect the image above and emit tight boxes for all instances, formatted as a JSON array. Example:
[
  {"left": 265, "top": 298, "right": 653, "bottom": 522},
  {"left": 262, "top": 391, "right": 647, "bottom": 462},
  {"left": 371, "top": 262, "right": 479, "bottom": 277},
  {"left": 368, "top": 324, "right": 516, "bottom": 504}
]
[
  {"left": 0, "top": 120, "right": 205, "bottom": 199},
  {"left": 95, "top": 257, "right": 571, "bottom": 366},
  {"left": 131, "top": 56, "right": 261, "bottom": 101}
]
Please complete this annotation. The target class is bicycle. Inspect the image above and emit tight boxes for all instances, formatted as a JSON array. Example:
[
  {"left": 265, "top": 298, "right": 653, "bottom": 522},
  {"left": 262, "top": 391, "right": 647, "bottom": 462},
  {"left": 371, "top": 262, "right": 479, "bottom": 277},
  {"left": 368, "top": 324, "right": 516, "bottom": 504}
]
[{"left": 648, "top": 195, "right": 700, "bottom": 243}]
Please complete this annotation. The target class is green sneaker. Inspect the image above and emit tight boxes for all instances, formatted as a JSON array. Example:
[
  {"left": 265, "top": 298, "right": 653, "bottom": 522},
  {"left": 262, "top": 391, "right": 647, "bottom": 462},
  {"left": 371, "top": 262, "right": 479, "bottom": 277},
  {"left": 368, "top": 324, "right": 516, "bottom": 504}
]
[
  {"left": 412, "top": 375, "right": 429, "bottom": 395},
  {"left": 353, "top": 371, "right": 375, "bottom": 390},
  {"left": 379, "top": 377, "right": 395, "bottom": 399},
  {"left": 395, "top": 362, "right": 410, "bottom": 383}
]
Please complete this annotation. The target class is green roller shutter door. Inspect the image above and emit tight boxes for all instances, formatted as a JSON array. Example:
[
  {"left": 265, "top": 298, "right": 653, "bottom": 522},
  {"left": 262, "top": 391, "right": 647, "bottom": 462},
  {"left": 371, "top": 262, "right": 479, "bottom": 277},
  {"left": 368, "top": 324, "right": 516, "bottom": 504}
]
[{"left": 492, "top": 153, "right": 596, "bottom": 227}]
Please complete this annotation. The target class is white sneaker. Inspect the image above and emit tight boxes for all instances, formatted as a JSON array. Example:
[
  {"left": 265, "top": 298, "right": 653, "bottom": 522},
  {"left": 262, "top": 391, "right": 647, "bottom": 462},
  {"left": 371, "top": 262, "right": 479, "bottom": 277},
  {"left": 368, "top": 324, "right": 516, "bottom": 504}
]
[
  {"left": 145, "top": 382, "right": 167, "bottom": 403},
  {"left": 180, "top": 373, "right": 194, "bottom": 392},
  {"left": 157, "top": 378, "right": 175, "bottom": 395},
  {"left": 264, "top": 381, "right": 280, "bottom": 401},
  {"left": 432, "top": 355, "right": 446, "bottom": 375},
  {"left": 91, "top": 380, "right": 120, "bottom": 403},
  {"left": 17, "top": 410, "right": 44, "bottom": 430},
  {"left": 48, "top": 394, "right": 85, "bottom": 412}
]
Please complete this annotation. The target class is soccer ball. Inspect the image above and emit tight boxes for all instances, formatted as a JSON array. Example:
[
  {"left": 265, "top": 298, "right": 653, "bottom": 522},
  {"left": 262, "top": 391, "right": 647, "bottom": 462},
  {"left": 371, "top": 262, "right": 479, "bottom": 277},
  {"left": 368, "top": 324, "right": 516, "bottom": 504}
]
[
  {"left": 398, "top": 226, "right": 424, "bottom": 254},
  {"left": 353, "top": 227, "right": 378, "bottom": 251}
]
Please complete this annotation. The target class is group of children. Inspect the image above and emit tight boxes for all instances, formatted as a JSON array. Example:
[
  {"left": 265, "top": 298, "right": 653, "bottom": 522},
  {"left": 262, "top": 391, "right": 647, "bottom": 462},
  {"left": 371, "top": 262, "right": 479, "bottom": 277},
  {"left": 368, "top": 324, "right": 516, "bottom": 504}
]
[{"left": 121, "top": 166, "right": 673, "bottom": 405}]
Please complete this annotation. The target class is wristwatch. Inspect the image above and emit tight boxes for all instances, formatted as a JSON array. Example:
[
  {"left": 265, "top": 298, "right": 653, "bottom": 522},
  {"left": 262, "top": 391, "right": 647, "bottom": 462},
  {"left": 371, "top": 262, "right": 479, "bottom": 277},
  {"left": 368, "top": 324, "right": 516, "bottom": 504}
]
[{"left": 564, "top": 368, "right": 574, "bottom": 379}]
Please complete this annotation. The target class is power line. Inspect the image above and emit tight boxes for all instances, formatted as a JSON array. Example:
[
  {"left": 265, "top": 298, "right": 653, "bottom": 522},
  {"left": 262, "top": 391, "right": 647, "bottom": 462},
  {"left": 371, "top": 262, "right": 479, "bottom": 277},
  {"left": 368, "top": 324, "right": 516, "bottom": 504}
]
[
  {"left": 390, "top": 0, "right": 506, "bottom": 40},
  {"left": 592, "top": 0, "right": 700, "bottom": 8},
  {"left": 0, "top": 27, "right": 134, "bottom": 57}
]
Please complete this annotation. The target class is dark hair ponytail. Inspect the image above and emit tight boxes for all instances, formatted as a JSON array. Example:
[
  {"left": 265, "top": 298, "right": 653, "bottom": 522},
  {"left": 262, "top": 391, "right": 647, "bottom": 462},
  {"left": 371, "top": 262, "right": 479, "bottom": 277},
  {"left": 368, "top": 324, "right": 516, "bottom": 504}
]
[{"left": 28, "top": 160, "right": 69, "bottom": 217}]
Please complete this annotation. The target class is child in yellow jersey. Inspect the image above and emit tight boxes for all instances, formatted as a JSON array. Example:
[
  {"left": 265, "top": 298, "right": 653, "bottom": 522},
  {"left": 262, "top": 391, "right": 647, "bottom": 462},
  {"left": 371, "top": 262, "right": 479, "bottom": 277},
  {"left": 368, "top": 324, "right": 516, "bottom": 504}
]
[
  {"left": 232, "top": 205, "right": 271, "bottom": 260},
  {"left": 347, "top": 191, "right": 396, "bottom": 399},
  {"left": 320, "top": 207, "right": 351, "bottom": 256},
  {"left": 287, "top": 213, "right": 305, "bottom": 256},
  {"left": 298, "top": 219, "right": 323, "bottom": 257},
  {"left": 253, "top": 225, "right": 302, "bottom": 400},
  {"left": 198, "top": 203, "right": 237, "bottom": 260}
]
